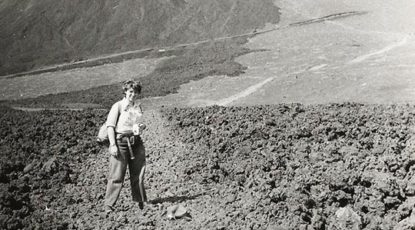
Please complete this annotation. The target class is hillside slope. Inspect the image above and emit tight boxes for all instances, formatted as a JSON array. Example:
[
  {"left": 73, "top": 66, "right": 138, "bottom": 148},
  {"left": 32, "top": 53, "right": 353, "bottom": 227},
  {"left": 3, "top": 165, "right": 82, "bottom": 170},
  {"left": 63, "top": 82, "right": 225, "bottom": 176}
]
[
  {"left": 2, "top": 104, "right": 415, "bottom": 229},
  {"left": 0, "top": 0, "right": 280, "bottom": 76}
]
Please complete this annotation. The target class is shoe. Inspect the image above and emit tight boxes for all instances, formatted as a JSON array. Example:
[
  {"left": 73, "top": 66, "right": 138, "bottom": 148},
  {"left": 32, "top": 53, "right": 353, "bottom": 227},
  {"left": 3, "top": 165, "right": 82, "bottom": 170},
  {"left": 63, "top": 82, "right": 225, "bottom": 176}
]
[
  {"left": 105, "top": 205, "right": 114, "bottom": 214},
  {"left": 138, "top": 202, "right": 144, "bottom": 210}
]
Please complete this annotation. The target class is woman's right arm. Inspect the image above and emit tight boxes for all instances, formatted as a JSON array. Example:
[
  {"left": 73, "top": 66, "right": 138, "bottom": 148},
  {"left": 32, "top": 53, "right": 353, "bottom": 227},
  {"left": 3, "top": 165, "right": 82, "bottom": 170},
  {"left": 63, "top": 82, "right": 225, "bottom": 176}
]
[
  {"left": 107, "top": 127, "right": 118, "bottom": 156},
  {"left": 106, "top": 102, "right": 120, "bottom": 157}
]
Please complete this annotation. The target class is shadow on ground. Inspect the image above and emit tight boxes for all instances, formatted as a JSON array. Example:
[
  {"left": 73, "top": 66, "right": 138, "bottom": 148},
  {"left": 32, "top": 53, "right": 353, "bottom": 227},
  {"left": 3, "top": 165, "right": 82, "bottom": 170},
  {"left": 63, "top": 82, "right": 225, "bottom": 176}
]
[{"left": 149, "top": 193, "right": 204, "bottom": 204}]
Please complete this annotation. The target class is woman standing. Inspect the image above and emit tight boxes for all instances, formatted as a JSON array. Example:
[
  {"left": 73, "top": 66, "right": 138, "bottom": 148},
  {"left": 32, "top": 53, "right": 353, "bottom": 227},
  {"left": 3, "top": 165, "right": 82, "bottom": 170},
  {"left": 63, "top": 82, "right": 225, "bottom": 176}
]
[{"left": 104, "top": 80, "right": 147, "bottom": 213}]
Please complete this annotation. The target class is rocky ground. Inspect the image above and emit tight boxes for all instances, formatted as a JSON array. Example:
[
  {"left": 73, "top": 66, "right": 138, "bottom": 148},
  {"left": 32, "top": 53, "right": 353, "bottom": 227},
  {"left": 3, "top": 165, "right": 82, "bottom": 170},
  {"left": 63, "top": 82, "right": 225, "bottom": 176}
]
[
  {"left": 2, "top": 1, "right": 415, "bottom": 229},
  {"left": 2, "top": 103, "right": 415, "bottom": 229}
]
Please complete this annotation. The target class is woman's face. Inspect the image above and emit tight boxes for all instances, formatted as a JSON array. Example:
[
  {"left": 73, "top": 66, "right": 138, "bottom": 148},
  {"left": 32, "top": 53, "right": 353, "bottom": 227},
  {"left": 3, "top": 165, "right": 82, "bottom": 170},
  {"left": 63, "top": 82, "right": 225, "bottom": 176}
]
[{"left": 125, "top": 88, "right": 137, "bottom": 102}]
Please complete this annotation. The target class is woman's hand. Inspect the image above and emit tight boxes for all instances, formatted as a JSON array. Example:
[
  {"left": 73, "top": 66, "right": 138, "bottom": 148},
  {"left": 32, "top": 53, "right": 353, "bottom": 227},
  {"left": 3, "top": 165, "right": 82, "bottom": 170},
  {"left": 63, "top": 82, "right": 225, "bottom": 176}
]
[
  {"left": 107, "top": 126, "right": 118, "bottom": 157},
  {"left": 109, "top": 144, "right": 118, "bottom": 157},
  {"left": 138, "top": 123, "right": 146, "bottom": 134},
  {"left": 133, "top": 123, "right": 146, "bottom": 135}
]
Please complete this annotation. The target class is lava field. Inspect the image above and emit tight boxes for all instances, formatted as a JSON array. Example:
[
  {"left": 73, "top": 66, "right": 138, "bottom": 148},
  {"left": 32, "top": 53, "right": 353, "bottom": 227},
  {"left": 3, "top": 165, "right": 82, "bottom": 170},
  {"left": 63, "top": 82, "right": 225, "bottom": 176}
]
[{"left": 1, "top": 103, "right": 415, "bottom": 229}]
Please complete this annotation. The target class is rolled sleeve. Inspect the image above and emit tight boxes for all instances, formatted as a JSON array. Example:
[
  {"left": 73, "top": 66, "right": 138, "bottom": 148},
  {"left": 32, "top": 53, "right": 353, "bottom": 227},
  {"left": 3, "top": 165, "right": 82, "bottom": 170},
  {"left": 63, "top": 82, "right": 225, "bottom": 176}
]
[{"left": 106, "top": 102, "right": 120, "bottom": 128}]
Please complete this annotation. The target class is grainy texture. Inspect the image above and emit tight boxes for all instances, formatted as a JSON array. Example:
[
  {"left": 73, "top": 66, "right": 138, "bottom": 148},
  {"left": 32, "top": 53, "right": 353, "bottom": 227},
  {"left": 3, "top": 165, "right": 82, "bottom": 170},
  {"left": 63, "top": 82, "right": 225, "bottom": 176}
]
[{"left": 2, "top": 103, "right": 415, "bottom": 229}]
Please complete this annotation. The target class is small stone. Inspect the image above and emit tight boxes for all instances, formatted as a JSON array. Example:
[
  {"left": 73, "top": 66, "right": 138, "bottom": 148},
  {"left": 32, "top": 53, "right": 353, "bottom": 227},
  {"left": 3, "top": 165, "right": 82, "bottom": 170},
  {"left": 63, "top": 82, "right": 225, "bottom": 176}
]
[
  {"left": 23, "top": 162, "right": 36, "bottom": 173},
  {"left": 116, "top": 213, "right": 127, "bottom": 223},
  {"left": 42, "top": 156, "right": 58, "bottom": 174},
  {"left": 328, "top": 206, "right": 362, "bottom": 230},
  {"left": 70, "top": 212, "right": 77, "bottom": 218},
  {"left": 225, "top": 194, "right": 237, "bottom": 204},
  {"left": 166, "top": 204, "right": 188, "bottom": 220},
  {"left": 405, "top": 175, "right": 415, "bottom": 195}
]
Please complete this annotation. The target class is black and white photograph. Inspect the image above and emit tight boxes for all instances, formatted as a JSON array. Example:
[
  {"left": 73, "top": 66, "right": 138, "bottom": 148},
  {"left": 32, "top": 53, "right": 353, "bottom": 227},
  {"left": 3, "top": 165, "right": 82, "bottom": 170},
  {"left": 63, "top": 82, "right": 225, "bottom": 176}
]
[{"left": 1, "top": 0, "right": 415, "bottom": 229}]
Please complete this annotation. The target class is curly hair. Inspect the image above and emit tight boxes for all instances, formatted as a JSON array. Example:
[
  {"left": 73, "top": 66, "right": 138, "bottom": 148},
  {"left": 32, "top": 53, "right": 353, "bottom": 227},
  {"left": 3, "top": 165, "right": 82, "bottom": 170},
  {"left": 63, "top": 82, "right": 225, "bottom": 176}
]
[{"left": 122, "top": 79, "right": 142, "bottom": 95}]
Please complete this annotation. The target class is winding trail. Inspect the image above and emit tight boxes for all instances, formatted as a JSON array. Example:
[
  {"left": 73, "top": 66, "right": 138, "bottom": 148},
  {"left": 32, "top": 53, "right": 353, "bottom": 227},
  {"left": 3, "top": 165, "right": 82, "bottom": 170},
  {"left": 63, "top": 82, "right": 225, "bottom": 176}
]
[
  {"left": 348, "top": 36, "right": 410, "bottom": 64},
  {"left": 215, "top": 77, "right": 275, "bottom": 106}
]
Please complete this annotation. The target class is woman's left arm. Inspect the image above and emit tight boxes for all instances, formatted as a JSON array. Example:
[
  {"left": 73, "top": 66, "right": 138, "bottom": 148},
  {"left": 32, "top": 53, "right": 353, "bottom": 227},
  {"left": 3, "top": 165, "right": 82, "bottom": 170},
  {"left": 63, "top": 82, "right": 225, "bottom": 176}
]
[{"left": 136, "top": 103, "right": 146, "bottom": 133}]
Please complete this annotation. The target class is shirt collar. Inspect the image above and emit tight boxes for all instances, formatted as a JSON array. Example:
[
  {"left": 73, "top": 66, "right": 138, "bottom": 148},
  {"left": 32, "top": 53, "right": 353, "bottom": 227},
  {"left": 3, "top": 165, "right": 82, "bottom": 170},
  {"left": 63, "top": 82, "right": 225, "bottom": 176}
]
[{"left": 122, "top": 98, "right": 135, "bottom": 111}]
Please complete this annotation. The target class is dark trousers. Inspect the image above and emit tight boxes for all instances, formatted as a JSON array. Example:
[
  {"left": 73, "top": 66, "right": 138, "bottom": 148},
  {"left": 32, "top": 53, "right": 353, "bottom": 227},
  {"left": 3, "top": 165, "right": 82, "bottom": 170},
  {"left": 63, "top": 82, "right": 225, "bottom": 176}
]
[{"left": 105, "top": 136, "right": 147, "bottom": 209}]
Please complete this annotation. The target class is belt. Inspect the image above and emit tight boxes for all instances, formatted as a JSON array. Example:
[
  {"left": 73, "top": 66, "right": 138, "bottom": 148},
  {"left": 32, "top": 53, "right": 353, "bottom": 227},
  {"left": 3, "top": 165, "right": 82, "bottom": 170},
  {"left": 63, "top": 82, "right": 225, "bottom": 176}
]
[{"left": 116, "top": 132, "right": 136, "bottom": 160}]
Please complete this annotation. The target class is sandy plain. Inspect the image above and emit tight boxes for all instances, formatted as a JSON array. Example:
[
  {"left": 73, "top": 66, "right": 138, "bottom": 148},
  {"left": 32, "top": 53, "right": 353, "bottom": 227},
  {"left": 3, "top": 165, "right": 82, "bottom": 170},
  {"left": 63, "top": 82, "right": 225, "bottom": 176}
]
[{"left": 143, "top": 0, "right": 415, "bottom": 107}]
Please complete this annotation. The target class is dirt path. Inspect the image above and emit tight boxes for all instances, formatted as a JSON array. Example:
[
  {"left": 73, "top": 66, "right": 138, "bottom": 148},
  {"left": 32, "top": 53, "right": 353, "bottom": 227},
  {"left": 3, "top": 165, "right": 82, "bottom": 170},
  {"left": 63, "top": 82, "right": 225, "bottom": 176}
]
[
  {"left": 348, "top": 35, "right": 411, "bottom": 64},
  {"left": 215, "top": 77, "right": 275, "bottom": 106}
]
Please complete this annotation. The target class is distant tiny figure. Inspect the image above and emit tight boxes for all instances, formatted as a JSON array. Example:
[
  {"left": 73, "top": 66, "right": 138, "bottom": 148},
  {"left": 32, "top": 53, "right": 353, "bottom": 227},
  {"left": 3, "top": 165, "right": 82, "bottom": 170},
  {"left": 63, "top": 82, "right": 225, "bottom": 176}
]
[{"left": 104, "top": 80, "right": 147, "bottom": 214}]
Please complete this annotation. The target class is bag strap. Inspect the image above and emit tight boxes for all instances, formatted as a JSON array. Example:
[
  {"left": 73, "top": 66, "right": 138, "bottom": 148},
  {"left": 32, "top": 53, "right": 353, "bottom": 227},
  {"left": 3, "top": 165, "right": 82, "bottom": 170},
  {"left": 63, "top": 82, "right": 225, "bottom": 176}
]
[{"left": 117, "top": 101, "right": 122, "bottom": 114}]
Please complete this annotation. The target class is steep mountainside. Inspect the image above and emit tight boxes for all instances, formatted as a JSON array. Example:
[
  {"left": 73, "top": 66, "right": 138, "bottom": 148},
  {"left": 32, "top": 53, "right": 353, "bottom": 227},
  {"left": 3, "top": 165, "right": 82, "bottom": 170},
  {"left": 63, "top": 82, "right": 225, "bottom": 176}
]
[{"left": 0, "top": 0, "right": 280, "bottom": 76}]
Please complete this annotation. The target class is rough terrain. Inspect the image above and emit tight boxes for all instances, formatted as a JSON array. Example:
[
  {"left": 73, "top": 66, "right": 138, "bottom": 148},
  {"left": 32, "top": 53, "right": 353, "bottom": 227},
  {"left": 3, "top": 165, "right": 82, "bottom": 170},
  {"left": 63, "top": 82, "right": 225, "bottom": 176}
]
[
  {"left": 1, "top": 1, "right": 415, "bottom": 229},
  {"left": 2, "top": 104, "right": 415, "bottom": 229}
]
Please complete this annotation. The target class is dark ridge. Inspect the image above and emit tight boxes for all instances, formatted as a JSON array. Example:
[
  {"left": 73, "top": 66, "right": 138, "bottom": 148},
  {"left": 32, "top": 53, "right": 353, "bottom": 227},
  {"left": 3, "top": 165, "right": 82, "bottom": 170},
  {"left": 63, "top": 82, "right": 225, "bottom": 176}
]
[{"left": 0, "top": 0, "right": 280, "bottom": 76}]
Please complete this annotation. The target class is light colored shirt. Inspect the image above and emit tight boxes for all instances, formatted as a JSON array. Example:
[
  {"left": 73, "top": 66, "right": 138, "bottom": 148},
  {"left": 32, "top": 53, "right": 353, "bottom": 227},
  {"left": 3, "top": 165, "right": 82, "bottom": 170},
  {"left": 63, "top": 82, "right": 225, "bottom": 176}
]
[{"left": 106, "top": 100, "right": 143, "bottom": 134}]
